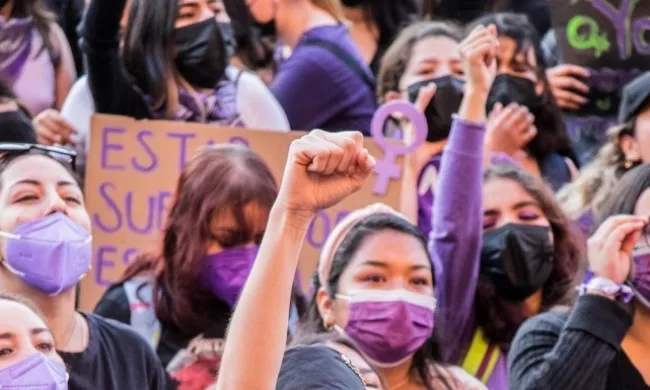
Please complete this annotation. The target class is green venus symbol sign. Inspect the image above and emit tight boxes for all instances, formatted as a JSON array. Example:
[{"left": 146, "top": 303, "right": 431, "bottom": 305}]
[{"left": 566, "top": 14, "right": 611, "bottom": 58}]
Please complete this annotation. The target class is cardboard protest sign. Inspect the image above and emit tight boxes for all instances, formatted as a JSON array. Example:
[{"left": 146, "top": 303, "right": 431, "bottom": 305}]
[
  {"left": 550, "top": 0, "right": 650, "bottom": 163},
  {"left": 78, "top": 101, "right": 426, "bottom": 312}
]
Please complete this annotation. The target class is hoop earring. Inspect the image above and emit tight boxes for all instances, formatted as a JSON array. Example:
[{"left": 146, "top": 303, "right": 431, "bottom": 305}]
[{"left": 323, "top": 321, "right": 334, "bottom": 331}]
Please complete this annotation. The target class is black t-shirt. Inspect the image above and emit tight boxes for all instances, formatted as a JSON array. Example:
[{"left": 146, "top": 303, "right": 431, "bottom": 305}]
[
  {"left": 58, "top": 313, "right": 168, "bottom": 390},
  {"left": 95, "top": 283, "right": 230, "bottom": 389},
  {"left": 277, "top": 346, "right": 367, "bottom": 390}
]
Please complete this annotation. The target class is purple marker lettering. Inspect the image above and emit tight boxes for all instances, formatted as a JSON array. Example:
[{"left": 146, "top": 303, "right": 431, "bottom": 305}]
[
  {"left": 592, "top": 0, "right": 634, "bottom": 60},
  {"left": 370, "top": 100, "right": 427, "bottom": 195},
  {"left": 95, "top": 246, "right": 117, "bottom": 287},
  {"left": 633, "top": 18, "right": 650, "bottom": 54},
  {"left": 93, "top": 182, "right": 122, "bottom": 233},
  {"left": 122, "top": 248, "right": 139, "bottom": 266},
  {"left": 229, "top": 136, "right": 250, "bottom": 147},
  {"left": 132, "top": 130, "right": 158, "bottom": 173},
  {"left": 306, "top": 211, "right": 330, "bottom": 250},
  {"left": 125, "top": 191, "right": 155, "bottom": 235},
  {"left": 167, "top": 132, "right": 197, "bottom": 173},
  {"left": 101, "top": 127, "right": 126, "bottom": 170}
]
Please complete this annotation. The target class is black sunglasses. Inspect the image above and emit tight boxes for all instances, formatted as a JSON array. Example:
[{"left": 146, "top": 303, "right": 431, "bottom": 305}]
[{"left": 0, "top": 143, "right": 77, "bottom": 172}]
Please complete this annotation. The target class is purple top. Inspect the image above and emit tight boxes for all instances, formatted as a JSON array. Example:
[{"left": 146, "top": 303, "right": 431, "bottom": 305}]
[
  {"left": 417, "top": 154, "right": 442, "bottom": 239},
  {"left": 428, "top": 117, "right": 509, "bottom": 389},
  {"left": 270, "top": 25, "right": 376, "bottom": 134}
]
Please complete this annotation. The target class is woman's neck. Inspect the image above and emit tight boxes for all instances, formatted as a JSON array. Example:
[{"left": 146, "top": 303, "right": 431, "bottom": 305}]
[
  {"left": 275, "top": 1, "right": 338, "bottom": 48},
  {"left": 622, "top": 303, "right": 650, "bottom": 383},
  {"left": 0, "top": 1, "right": 13, "bottom": 18},
  {"left": 627, "top": 303, "right": 650, "bottom": 346},
  {"left": 28, "top": 290, "right": 80, "bottom": 347},
  {"left": 378, "top": 359, "right": 420, "bottom": 390}
]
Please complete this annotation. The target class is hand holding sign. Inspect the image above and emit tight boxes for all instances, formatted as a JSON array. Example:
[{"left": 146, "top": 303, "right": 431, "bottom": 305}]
[
  {"left": 547, "top": 64, "right": 590, "bottom": 110},
  {"left": 277, "top": 130, "right": 376, "bottom": 217}
]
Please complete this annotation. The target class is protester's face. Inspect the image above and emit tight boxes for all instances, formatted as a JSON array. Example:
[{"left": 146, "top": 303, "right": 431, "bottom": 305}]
[
  {"left": 398, "top": 36, "right": 463, "bottom": 96},
  {"left": 482, "top": 177, "right": 551, "bottom": 232},
  {"left": 175, "top": 0, "right": 227, "bottom": 28},
  {"left": 632, "top": 106, "right": 650, "bottom": 163},
  {"left": 205, "top": 202, "right": 268, "bottom": 254},
  {"left": 495, "top": 36, "right": 544, "bottom": 95},
  {"left": 332, "top": 229, "right": 434, "bottom": 325},
  {"left": 0, "top": 299, "right": 64, "bottom": 370},
  {"left": 0, "top": 155, "right": 89, "bottom": 246},
  {"left": 245, "top": 0, "right": 276, "bottom": 24},
  {"left": 327, "top": 342, "right": 382, "bottom": 390}
]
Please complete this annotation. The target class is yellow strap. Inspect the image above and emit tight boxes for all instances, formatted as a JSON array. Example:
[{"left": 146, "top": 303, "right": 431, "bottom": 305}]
[{"left": 461, "top": 328, "right": 501, "bottom": 384}]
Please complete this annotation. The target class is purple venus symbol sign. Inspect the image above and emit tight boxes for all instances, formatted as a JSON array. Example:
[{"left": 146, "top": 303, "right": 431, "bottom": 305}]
[{"left": 370, "top": 100, "right": 427, "bottom": 195}]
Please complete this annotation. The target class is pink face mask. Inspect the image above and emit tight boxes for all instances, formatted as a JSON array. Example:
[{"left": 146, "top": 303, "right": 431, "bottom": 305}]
[
  {"left": 632, "top": 251, "right": 650, "bottom": 305},
  {"left": 336, "top": 289, "right": 436, "bottom": 367},
  {"left": 0, "top": 353, "right": 68, "bottom": 389}
]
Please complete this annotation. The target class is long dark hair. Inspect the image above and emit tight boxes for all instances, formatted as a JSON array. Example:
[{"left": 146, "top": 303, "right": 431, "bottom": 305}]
[
  {"left": 470, "top": 13, "right": 572, "bottom": 161},
  {"left": 221, "top": 0, "right": 276, "bottom": 72},
  {"left": 479, "top": 164, "right": 582, "bottom": 350},
  {"left": 596, "top": 164, "right": 650, "bottom": 224},
  {"left": 350, "top": 0, "right": 419, "bottom": 72},
  {"left": 8, "top": 0, "right": 58, "bottom": 63},
  {"left": 299, "top": 213, "right": 452, "bottom": 390},
  {"left": 122, "top": 145, "right": 285, "bottom": 336},
  {"left": 121, "top": 0, "right": 228, "bottom": 116}
]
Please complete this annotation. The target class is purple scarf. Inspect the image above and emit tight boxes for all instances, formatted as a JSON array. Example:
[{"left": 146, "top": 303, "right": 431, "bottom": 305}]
[
  {"left": 149, "top": 80, "right": 242, "bottom": 126},
  {"left": 0, "top": 16, "right": 33, "bottom": 84}
]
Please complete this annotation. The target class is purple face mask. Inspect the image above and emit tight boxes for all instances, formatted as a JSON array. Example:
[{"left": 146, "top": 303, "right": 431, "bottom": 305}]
[
  {"left": 337, "top": 289, "right": 436, "bottom": 367},
  {"left": 0, "top": 353, "right": 68, "bottom": 389},
  {"left": 201, "top": 246, "right": 259, "bottom": 307},
  {"left": 632, "top": 252, "right": 650, "bottom": 304},
  {"left": 0, "top": 213, "right": 92, "bottom": 296}
]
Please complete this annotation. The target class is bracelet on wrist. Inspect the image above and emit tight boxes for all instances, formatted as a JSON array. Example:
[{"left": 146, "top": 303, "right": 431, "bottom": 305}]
[{"left": 577, "top": 276, "right": 634, "bottom": 303}]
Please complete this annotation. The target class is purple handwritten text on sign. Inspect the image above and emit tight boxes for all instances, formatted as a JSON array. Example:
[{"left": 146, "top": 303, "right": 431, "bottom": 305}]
[
  {"left": 94, "top": 246, "right": 140, "bottom": 287},
  {"left": 306, "top": 210, "right": 351, "bottom": 250},
  {"left": 229, "top": 136, "right": 250, "bottom": 147},
  {"left": 92, "top": 182, "right": 173, "bottom": 236},
  {"left": 370, "top": 100, "right": 427, "bottom": 195}
]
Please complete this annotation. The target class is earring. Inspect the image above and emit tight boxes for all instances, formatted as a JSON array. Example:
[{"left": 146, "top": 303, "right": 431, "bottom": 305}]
[
  {"left": 624, "top": 159, "right": 638, "bottom": 169},
  {"left": 323, "top": 321, "right": 334, "bottom": 331}
]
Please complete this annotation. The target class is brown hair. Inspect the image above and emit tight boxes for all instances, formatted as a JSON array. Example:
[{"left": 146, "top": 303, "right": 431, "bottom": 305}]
[
  {"left": 122, "top": 144, "right": 278, "bottom": 335},
  {"left": 478, "top": 164, "right": 582, "bottom": 350},
  {"left": 312, "top": 0, "right": 345, "bottom": 21},
  {"left": 557, "top": 121, "right": 638, "bottom": 219},
  {"left": 376, "top": 21, "right": 462, "bottom": 103}
]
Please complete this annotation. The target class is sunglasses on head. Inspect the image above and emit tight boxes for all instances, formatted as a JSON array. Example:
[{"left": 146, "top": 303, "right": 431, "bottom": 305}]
[{"left": 0, "top": 143, "right": 77, "bottom": 172}]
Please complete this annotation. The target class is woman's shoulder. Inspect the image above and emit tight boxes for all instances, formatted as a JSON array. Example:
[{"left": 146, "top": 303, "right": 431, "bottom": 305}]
[{"left": 431, "top": 364, "right": 488, "bottom": 390}]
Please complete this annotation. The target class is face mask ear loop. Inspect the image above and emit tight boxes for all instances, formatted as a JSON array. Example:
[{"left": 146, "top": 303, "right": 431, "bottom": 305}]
[{"left": 0, "top": 231, "right": 20, "bottom": 240}]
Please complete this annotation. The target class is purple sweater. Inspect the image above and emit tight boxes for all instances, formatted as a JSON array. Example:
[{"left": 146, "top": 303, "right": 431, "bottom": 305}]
[
  {"left": 270, "top": 25, "right": 376, "bottom": 134},
  {"left": 428, "top": 117, "right": 509, "bottom": 390}
]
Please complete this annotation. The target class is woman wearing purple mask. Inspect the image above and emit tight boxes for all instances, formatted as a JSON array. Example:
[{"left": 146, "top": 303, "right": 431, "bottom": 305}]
[
  {"left": 0, "top": 146, "right": 167, "bottom": 390},
  {"left": 0, "top": 293, "right": 68, "bottom": 389},
  {"left": 300, "top": 204, "right": 485, "bottom": 389},
  {"left": 509, "top": 164, "right": 650, "bottom": 389},
  {"left": 95, "top": 144, "right": 306, "bottom": 388}
]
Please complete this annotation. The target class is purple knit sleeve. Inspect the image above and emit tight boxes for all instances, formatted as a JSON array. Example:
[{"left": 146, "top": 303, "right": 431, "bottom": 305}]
[{"left": 428, "top": 115, "right": 486, "bottom": 364}]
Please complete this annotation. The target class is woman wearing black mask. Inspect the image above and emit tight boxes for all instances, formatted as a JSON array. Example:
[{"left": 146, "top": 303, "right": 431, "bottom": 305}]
[
  {"left": 428, "top": 23, "right": 582, "bottom": 389},
  {"left": 80, "top": 0, "right": 241, "bottom": 124},
  {"left": 470, "top": 13, "right": 578, "bottom": 192}
]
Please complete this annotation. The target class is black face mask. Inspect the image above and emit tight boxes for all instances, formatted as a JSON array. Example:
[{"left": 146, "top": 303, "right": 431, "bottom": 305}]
[
  {"left": 486, "top": 74, "right": 543, "bottom": 114},
  {"left": 0, "top": 109, "right": 37, "bottom": 143},
  {"left": 480, "top": 224, "right": 554, "bottom": 301},
  {"left": 218, "top": 22, "right": 236, "bottom": 58},
  {"left": 407, "top": 76, "right": 465, "bottom": 143},
  {"left": 174, "top": 19, "right": 227, "bottom": 89}
]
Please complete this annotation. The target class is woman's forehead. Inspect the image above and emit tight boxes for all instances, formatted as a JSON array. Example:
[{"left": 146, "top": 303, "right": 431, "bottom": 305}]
[
  {"left": 1, "top": 155, "right": 77, "bottom": 188},
  {"left": 0, "top": 300, "right": 46, "bottom": 329}
]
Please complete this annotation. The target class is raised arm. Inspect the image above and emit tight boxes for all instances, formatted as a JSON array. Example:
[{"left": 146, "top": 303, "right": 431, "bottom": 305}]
[
  {"left": 217, "top": 130, "right": 375, "bottom": 390},
  {"left": 509, "top": 214, "right": 646, "bottom": 388},
  {"left": 80, "top": 0, "right": 150, "bottom": 117},
  {"left": 428, "top": 24, "right": 498, "bottom": 363}
]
